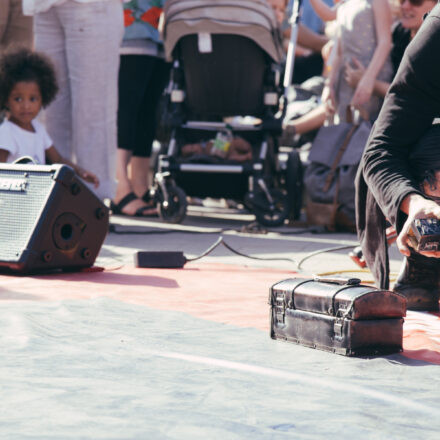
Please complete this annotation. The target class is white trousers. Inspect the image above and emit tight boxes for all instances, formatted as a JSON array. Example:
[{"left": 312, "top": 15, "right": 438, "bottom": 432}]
[{"left": 35, "top": 0, "right": 124, "bottom": 199}]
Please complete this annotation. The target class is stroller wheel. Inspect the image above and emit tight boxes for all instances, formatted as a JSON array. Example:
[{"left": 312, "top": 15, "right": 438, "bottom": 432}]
[
  {"left": 157, "top": 185, "right": 187, "bottom": 224},
  {"left": 285, "top": 150, "right": 303, "bottom": 221},
  {"left": 251, "top": 188, "right": 289, "bottom": 227}
]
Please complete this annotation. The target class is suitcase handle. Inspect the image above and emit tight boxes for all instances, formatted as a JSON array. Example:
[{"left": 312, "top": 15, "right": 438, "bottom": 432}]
[{"left": 313, "top": 276, "right": 361, "bottom": 286}]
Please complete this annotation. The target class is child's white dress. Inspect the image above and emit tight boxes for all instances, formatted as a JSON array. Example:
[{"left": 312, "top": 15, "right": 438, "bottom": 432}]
[{"left": 0, "top": 119, "right": 52, "bottom": 164}]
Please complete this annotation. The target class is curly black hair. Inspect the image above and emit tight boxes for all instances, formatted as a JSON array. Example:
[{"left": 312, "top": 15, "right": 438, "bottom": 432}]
[{"left": 0, "top": 47, "right": 59, "bottom": 110}]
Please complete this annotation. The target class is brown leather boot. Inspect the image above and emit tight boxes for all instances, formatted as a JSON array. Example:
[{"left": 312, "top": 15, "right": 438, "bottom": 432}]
[{"left": 393, "top": 251, "right": 440, "bottom": 311}]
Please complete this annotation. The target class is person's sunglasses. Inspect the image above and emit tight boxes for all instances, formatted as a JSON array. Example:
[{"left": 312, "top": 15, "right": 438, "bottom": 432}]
[{"left": 399, "top": 0, "right": 429, "bottom": 6}]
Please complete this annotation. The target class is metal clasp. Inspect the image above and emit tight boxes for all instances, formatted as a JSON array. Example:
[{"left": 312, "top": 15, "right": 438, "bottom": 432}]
[
  {"left": 333, "top": 317, "right": 343, "bottom": 338},
  {"left": 274, "top": 292, "right": 286, "bottom": 324},
  {"left": 333, "top": 308, "right": 348, "bottom": 338}
]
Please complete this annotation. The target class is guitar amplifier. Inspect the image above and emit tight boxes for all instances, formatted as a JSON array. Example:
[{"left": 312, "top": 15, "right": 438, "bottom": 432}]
[{"left": 0, "top": 163, "right": 109, "bottom": 273}]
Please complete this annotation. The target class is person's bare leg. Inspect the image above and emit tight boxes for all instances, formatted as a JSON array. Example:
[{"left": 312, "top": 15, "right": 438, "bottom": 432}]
[
  {"left": 130, "top": 156, "right": 151, "bottom": 199},
  {"left": 114, "top": 149, "right": 153, "bottom": 215},
  {"left": 284, "top": 104, "right": 327, "bottom": 137},
  {"left": 115, "top": 148, "right": 132, "bottom": 198}
]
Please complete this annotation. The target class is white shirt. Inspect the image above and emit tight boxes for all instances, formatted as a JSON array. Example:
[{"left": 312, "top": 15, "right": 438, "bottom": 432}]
[
  {"left": 0, "top": 120, "right": 52, "bottom": 165},
  {"left": 22, "top": 0, "right": 113, "bottom": 15}
]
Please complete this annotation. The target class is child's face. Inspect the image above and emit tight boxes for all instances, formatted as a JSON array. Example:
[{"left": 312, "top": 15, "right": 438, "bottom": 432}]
[{"left": 7, "top": 81, "right": 42, "bottom": 131}]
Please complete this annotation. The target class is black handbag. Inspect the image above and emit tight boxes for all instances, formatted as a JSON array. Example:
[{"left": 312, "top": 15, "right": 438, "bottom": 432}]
[{"left": 304, "top": 109, "right": 371, "bottom": 232}]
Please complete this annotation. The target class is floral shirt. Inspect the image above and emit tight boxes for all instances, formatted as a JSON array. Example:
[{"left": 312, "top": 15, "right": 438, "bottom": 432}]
[{"left": 123, "top": 0, "right": 165, "bottom": 43}]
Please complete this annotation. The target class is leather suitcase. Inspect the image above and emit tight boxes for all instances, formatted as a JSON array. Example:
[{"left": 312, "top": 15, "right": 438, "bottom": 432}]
[{"left": 269, "top": 277, "right": 407, "bottom": 356}]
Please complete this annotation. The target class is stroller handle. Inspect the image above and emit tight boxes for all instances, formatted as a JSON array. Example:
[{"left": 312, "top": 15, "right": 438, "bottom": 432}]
[{"left": 283, "top": 0, "right": 302, "bottom": 94}]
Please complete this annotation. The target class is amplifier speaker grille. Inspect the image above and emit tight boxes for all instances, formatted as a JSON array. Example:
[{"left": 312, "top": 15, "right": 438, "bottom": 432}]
[{"left": 0, "top": 164, "right": 109, "bottom": 273}]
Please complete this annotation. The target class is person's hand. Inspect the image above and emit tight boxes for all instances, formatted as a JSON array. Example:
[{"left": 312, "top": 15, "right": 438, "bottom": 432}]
[
  {"left": 76, "top": 166, "right": 100, "bottom": 188},
  {"left": 345, "top": 57, "right": 365, "bottom": 89},
  {"left": 350, "top": 72, "right": 374, "bottom": 109},
  {"left": 321, "top": 83, "right": 336, "bottom": 117},
  {"left": 397, "top": 194, "right": 440, "bottom": 258}
]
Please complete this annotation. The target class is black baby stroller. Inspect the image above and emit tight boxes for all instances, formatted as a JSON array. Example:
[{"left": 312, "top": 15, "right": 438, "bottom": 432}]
[{"left": 152, "top": 0, "right": 302, "bottom": 226}]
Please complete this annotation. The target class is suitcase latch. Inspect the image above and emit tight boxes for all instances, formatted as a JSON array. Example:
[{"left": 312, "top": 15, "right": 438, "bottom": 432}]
[
  {"left": 274, "top": 292, "right": 286, "bottom": 324},
  {"left": 333, "top": 308, "right": 348, "bottom": 338},
  {"left": 333, "top": 318, "right": 344, "bottom": 338}
]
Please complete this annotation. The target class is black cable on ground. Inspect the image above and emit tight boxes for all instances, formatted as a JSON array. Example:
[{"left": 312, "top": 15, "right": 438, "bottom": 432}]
[
  {"left": 296, "top": 245, "right": 356, "bottom": 271},
  {"left": 111, "top": 225, "right": 364, "bottom": 275},
  {"left": 185, "top": 236, "right": 297, "bottom": 266}
]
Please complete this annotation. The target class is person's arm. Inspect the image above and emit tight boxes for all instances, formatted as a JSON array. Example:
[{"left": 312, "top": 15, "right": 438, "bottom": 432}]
[
  {"left": 45, "top": 146, "right": 99, "bottom": 187},
  {"left": 350, "top": 0, "right": 392, "bottom": 108},
  {"left": 283, "top": 103, "right": 327, "bottom": 136},
  {"left": 0, "top": 149, "right": 9, "bottom": 162},
  {"left": 361, "top": 10, "right": 440, "bottom": 256},
  {"left": 296, "top": 24, "right": 329, "bottom": 52},
  {"left": 309, "top": 0, "right": 337, "bottom": 22},
  {"left": 345, "top": 57, "right": 390, "bottom": 98},
  {"left": 371, "top": 80, "right": 389, "bottom": 98},
  {"left": 322, "top": 37, "right": 342, "bottom": 115}
]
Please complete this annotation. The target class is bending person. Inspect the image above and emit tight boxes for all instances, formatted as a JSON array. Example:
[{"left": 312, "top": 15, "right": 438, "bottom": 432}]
[{"left": 356, "top": 5, "right": 440, "bottom": 311}]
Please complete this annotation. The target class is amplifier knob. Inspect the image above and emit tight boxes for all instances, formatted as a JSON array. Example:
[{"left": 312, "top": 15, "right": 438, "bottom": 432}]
[
  {"left": 81, "top": 248, "right": 91, "bottom": 259},
  {"left": 71, "top": 183, "right": 81, "bottom": 195},
  {"left": 95, "top": 207, "right": 106, "bottom": 220},
  {"left": 42, "top": 251, "right": 53, "bottom": 263}
]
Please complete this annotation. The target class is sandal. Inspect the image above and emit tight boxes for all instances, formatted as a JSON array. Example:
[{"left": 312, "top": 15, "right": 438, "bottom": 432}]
[
  {"left": 111, "top": 192, "right": 157, "bottom": 217},
  {"left": 142, "top": 190, "right": 153, "bottom": 204}
]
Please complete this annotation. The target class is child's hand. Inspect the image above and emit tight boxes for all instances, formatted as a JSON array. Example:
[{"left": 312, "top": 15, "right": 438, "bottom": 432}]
[{"left": 76, "top": 166, "right": 99, "bottom": 188}]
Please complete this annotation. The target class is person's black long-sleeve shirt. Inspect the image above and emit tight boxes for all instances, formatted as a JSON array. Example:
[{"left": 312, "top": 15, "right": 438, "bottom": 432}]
[{"left": 356, "top": 5, "right": 440, "bottom": 289}]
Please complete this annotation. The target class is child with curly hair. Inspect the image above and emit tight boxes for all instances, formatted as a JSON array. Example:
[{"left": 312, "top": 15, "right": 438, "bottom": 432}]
[{"left": 0, "top": 47, "right": 99, "bottom": 187}]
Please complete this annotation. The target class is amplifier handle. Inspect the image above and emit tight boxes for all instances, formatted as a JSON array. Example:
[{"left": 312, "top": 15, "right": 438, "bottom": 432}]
[
  {"left": 313, "top": 276, "right": 361, "bottom": 286},
  {"left": 13, "top": 155, "right": 38, "bottom": 165}
]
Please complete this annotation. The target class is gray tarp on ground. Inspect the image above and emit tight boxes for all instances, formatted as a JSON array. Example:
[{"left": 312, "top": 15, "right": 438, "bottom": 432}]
[
  {"left": 161, "top": 0, "right": 284, "bottom": 63},
  {"left": 2, "top": 299, "right": 439, "bottom": 439}
]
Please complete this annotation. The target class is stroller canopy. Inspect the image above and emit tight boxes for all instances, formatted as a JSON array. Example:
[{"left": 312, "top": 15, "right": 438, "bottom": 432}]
[{"left": 162, "top": 0, "right": 284, "bottom": 63}]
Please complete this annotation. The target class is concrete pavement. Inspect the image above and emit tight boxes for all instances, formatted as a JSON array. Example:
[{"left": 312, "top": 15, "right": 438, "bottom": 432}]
[{"left": 101, "top": 202, "right": 404, "bottom": 284}]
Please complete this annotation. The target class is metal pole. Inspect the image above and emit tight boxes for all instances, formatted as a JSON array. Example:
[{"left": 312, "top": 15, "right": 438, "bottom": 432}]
[{"left": 283, "top": 0, "right": 302, "bottom": 97}]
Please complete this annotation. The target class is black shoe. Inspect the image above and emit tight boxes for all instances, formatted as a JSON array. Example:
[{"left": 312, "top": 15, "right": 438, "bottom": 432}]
[
  {"left": 393, "top": 251, "right": 440, "bottom": 311},
  {"left": 110, "top": 192, "right": 157, "bottom": 217}
]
